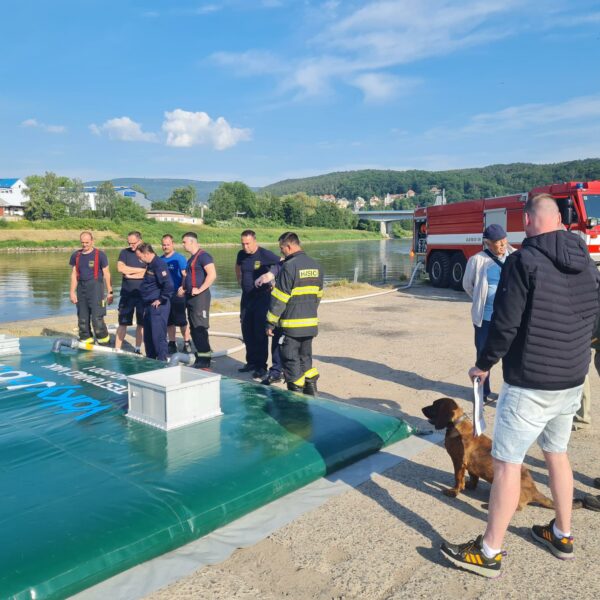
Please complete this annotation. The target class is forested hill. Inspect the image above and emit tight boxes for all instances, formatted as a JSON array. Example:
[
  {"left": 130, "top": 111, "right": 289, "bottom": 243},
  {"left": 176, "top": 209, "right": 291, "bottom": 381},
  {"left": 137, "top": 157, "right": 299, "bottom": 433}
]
[
  {"left": 262, "top": 159, "right": 600, "bottom": 202},
  {"left": 84, "top": 178, "right": 224, "bottom": 202}
]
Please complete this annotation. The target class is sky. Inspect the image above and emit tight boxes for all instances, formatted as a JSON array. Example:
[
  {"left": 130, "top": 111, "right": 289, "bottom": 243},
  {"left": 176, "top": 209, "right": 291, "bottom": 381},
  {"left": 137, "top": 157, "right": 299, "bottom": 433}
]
[{"left": 1, "top": 0, "right": 600, "bottom": 187}]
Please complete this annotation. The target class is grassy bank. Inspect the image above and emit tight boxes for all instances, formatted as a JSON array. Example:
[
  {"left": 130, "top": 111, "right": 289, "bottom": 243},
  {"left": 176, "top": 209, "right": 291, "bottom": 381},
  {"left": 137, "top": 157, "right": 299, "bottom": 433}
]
[{"left": 0, "top": 218, "right": 381, "bottom": 250}]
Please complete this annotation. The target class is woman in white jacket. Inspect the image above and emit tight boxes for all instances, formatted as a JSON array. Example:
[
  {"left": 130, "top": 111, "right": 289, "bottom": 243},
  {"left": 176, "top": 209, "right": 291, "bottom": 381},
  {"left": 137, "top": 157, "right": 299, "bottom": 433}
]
[{"left": 462, "top": 224, "right": 515, "bottom": 402}]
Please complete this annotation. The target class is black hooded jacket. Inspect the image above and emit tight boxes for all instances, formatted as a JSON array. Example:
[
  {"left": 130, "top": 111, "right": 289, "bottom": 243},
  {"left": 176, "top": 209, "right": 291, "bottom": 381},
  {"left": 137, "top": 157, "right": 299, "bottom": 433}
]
[{"left": 477, "top": 229, "right": 600, "bottom": 390}]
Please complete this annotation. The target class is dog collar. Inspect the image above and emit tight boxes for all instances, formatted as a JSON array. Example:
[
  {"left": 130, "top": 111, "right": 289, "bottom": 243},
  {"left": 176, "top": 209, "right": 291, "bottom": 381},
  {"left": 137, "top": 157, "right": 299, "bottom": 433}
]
[{"left": 452, "top": 414, "right": 469, "bottom": 426}]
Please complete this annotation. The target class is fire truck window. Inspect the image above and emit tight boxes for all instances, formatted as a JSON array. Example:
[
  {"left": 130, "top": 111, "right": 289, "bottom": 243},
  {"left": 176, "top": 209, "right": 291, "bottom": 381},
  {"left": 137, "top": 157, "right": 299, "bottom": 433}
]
[{"left": 583, "top": 195, "right": 600, "bottom": 220}]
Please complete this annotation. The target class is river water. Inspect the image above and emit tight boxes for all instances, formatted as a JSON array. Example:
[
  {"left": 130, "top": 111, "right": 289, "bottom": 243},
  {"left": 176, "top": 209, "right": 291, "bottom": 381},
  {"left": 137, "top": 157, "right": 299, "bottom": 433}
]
[{"left": 0, "top": 239, "right": 413, "bottom": 323}]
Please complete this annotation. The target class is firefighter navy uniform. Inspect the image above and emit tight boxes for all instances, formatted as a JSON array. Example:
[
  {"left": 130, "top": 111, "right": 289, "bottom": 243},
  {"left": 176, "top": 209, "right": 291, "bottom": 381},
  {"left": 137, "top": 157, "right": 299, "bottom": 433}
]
[
  {"left": 69, "top": 247, "right": 110, "bottom": 344},
  {"left": 266, "top": 251, "right": 323, "bottom": 394},
  {"left": 117, "top": 247, "right": 146, "bottom": 327},
  {"left": 236, "top": 246, "right": 281, "bottom": 372},
  {"left": 140, "top": 255, "right": 173, "bottom": 361},
  {"left": 183, "top": 249, "right": 215, "bottom": 368}
]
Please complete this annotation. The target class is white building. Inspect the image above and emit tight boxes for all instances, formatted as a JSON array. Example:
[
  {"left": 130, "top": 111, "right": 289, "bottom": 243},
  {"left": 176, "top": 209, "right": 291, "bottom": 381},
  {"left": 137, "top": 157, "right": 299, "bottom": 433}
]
[
  {"left": 83, "top": 186, "right": 150, "bottom": 211},
  {"left": 0, "top": 178, "right": 28, "bottom": 217},
  {"left": 146, "top": 210, "right": 202, "bottom": 224}
]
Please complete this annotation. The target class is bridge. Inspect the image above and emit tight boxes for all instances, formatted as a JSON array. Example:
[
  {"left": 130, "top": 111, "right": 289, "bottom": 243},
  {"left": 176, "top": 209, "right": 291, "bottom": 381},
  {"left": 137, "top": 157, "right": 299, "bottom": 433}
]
[{"left": 355, "top": 210, "right": 413, "bottom": 236}]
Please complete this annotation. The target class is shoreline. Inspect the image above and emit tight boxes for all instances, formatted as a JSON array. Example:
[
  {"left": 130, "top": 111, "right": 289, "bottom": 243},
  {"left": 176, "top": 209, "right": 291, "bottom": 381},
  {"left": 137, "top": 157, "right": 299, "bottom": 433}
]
[{"left": 0, "top": 237, "right": 387, "bottom": 253}]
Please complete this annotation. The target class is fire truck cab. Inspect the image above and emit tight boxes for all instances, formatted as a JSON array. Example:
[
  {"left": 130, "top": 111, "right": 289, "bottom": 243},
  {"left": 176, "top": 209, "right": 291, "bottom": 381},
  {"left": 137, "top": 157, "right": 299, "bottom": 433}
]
[{"left": 413, "top": 181, "right": 600, "bottom": 290}]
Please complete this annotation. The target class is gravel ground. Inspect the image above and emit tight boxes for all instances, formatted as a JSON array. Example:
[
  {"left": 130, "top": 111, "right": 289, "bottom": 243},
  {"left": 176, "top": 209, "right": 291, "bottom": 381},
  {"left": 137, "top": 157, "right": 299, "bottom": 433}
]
[
  {"left": 148, "top": 285, "right": 600, "bottom": 600},
  {"left": 3, "top": 284, "right": 598, "bottom": 599}
]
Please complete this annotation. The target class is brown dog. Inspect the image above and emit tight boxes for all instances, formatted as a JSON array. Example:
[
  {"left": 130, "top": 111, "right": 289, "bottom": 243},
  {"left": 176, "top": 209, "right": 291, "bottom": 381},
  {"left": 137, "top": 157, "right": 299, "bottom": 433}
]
[{"left": 422, "top": 397, "right": 554, "bottom": 510}]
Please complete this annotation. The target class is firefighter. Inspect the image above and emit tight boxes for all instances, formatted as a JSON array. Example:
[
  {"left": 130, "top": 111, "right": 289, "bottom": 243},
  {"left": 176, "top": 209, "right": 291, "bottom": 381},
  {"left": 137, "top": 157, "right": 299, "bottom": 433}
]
[
  {"left": 135, "top": 243, "right": 173, "bottom": 361},
  {"left": 178, "top": 232, "right": 217, "bottom": 369},
  {"left": 235, "top": 229, "right": 281, "bottom": 379},
  {"left": 266, "top": 232, "right": 323, "bottom": 395},
  {"left": 69, "top": 231, "right": 113, "bottom": 344},
  {"left": 161, "top": 234, "right": 192, "bottom": 354},
  {"left": 115, "top": 231, "right": 146, "bottom": 353}
]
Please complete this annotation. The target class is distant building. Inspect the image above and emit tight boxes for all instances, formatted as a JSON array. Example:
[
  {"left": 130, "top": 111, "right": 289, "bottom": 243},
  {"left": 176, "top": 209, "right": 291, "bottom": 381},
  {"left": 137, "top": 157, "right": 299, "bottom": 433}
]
[
  {"left": 369, "top": 195, "right": 381, "bottom": 207},
  {"left": 406, "top": 189, "right": 416, "bottom": 197},
  {"left": 384, "top": 193, "right": 405, "bottom": 206},
  {"left": 146, "top": 210, "right": 202, "bottom": 224},
  {"left": 429, "top": 186, "right": 441, "bottom": 195},
  {"left": 336, "top": 198, "right": 350, "bottom": 209},
  {"left": 354, "top": 197, "right": 366, "bottom": 210},
  {"left": 83, "top": 186, "right": 150, "bottom": 211},
  {"left": 319, "top": 194, "right": 337, "bottom": 202},
  {"left": 0, "top": 178, "right": 28, "bottom": 218}
]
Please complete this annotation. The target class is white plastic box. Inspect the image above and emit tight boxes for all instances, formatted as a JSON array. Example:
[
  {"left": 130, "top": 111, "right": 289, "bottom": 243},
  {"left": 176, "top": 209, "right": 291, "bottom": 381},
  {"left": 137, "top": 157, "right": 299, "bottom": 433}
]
[
  {"left": 0, "top": 334, "right": 20, "bottom": 357},
  {"left": 126, "top": 365, "right": 222, "bottom": 431}
]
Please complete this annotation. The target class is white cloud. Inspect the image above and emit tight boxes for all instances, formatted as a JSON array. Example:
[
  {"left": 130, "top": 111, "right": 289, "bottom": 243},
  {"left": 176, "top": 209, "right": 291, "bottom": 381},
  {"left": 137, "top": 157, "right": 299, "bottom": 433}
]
[
  {"left": 459, "top": 94, "right": 600, "bottom": 134},
  {"left": 351, "top": 73, "right": 419, "bottom": 103},
  {"left": 89, "top": 117, "right": 157, "bottom": 142},
  {"left": 21, "top": 117, "right": 66, "bottom": 133},
  {"left": 195, "top": 4, "right": 221, "bottom": 14},
  {"left": 213, "top": 0, "right": 525, "bottom": 102},
  {"left": 162, "top": 109, "right": 251, "bottom": 150},
  {"left": 210, "top": 49, "right": 285, "bottom": 75}
]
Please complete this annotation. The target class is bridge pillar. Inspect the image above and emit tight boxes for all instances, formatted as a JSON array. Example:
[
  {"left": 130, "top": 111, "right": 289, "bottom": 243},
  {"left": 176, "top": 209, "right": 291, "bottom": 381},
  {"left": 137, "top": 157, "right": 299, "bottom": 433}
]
[{"left": 379, "top": 221, "right": 389, "bottom": 237}]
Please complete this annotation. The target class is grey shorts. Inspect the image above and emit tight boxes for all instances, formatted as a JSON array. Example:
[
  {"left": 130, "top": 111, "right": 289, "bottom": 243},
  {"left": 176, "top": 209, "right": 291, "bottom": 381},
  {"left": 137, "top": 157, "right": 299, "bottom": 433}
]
[{"left": 492, "top": 382, "right": 583, "bottom": 464}]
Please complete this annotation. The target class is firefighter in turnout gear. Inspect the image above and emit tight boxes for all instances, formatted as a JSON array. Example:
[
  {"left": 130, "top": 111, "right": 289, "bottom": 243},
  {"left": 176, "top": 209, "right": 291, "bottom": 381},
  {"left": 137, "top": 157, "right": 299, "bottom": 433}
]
[{"left": 266, "top": 232, "right": 323, "bottom": 395}]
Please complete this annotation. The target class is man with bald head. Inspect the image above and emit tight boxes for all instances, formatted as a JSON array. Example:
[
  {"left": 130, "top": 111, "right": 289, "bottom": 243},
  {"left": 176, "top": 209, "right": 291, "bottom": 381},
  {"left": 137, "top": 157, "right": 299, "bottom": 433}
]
[
  {"left": 442, "top": 194, "right": 600, "bottom": 577},
  {"left": 69, "top": 231, "right": 113, "bottom": 344}
]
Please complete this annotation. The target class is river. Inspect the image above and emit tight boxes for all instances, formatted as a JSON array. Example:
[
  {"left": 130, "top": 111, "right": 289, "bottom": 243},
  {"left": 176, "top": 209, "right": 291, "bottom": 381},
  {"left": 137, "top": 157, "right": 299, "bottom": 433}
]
[{"left": 0, "top": 239, "right": 414, "bottom": 323}]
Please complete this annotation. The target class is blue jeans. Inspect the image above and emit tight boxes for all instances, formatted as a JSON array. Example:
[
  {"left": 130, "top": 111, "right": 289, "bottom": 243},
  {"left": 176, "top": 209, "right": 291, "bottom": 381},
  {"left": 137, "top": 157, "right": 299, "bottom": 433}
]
[{"left": 474, "top": 320, "right": 492, "bottom": 398}]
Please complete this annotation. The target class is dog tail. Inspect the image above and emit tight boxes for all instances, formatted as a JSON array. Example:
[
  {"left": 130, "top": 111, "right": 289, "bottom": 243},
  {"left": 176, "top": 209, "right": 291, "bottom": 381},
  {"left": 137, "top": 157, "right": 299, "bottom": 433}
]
[{"left": 532, "top": 490, "right": 554, "bottom": 509}]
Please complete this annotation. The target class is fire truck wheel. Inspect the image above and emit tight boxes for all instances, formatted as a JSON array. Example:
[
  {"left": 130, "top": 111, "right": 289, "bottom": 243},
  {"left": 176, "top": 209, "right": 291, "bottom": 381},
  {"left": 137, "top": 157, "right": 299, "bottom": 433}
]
[
  {"left": 429, "top": 252, "right": 451, "bottom": 288},
  {"left": 449, "top": 253, "right": 467, "bottom": 291}
]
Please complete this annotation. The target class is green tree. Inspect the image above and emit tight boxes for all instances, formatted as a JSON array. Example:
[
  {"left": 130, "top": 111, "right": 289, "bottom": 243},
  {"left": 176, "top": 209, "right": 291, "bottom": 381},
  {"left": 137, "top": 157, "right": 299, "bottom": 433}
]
[
  {"left": 95, "top": 181, "right": 119, "bottom": 218},
  {"left": 168, "top": 185, "right": 196, "bottom": 214},
  {"left": 208, "top": 186, "right": 237, "bottom": 220},
  {"left": 114, "top": 195, "right": 147, "bottom": 220},
  {"left": 150, "top": 200, "right": 172, "bottom": 211},
  {"left": 61, "top": 178, "right": 88, "bottom": 217},
  {"left": 282, "top": 196, "right": 307, "bottom": 226},
  {"left": 208, "top": 182, "right": 257, "bottom": 219},
  {"left": 24, "top": 172, "right": 70, "bottom": 220}
]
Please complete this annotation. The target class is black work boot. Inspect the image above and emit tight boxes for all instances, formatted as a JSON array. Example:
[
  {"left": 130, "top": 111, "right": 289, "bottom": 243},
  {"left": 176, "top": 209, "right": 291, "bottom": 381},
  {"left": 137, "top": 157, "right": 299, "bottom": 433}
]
[
  {"left": 287, "top": 382, "right": 303, "bottom": 393},
  {"left": 167, "top": 341, "right": 178, "bottom": 354},
  {"left": 303, "top": 376, "right": 318, "bottom": 396},
  {"left": 193, "top": 354, "right": 211, "bottom": 370}
]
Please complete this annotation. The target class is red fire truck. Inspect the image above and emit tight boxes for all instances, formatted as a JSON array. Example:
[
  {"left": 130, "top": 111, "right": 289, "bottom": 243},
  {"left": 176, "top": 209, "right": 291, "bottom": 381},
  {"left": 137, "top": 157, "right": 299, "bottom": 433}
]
[{"left": 412, "top": 180, "right": 600, "bottom": 290}]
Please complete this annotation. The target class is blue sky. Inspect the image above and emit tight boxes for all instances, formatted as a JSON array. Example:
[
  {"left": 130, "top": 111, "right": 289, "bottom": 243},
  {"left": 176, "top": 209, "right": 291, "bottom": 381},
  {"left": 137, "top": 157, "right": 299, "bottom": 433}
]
[{"left": 1, "top": 0, "right": 599, "bottom": 186}]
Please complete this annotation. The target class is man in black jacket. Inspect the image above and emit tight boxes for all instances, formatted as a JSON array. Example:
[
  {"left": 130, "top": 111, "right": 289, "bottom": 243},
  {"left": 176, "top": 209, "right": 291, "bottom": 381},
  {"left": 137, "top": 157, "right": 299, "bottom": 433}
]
[
  {"left": 442, "top": 194, "right": 600, "bottom": 578},
  {"left": 266, "top": 232, "right": 323, "bottom": 395}
]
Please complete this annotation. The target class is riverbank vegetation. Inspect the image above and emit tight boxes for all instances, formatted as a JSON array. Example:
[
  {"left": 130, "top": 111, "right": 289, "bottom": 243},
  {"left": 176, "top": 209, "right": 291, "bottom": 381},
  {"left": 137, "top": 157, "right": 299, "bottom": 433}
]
[
  {"left": 2, "top": 173, "right": 379, "bottom": 250},
  {"left": 0, "top": 218, "right": 379, "bottom": 250}
]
